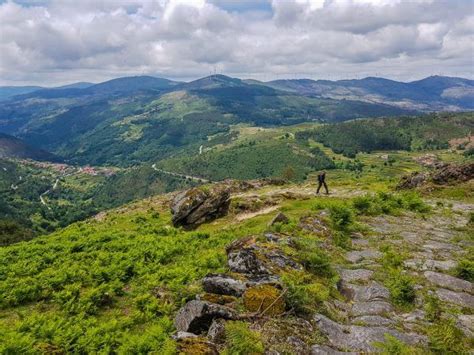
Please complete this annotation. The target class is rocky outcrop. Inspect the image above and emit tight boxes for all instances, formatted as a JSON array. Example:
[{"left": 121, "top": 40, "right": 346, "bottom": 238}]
[
  {"left": 397, "top": 163, "right": 473, "bottom": 189},
  {"left": 174, "top": 300, "right": 237, "bottom": 334},
  {"left": 171, "top": 185, "right": 230, "bottom": 229},
  {"left": 431, "top": 163, "right": 474, "bottom": 184}
]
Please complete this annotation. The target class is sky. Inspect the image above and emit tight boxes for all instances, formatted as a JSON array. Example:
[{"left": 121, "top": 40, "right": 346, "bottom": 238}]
[{"left": 0, "top": 0, "right": 473, "bottom": 86}]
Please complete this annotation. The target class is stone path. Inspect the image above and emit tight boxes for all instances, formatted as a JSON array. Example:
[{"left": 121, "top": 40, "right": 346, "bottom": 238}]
[{"left": 314, "top": 201, "right": 474, "bottom": 353}]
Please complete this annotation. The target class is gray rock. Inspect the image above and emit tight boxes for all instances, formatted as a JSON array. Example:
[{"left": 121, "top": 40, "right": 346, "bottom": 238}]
[
  {"left": 424, "top": 271, "right": 473, "bottom": 293},
  {"left": 338, "top": 281, "right": 390, "bottom": 302},
  {"left": 227, "top": 249, "right": 269, "bottom": 275},
  {"left": 435, "top": 288, "right": 474, "bottom": 309},
  {"left": 174, "top": 300, "right": 237, "bottom": 334},
  {"left": 345, "top": 250, "right": 382, "bottom": 263},
  {"left": 311, "top": 345, "right": 357, "bottom": 354},
  {"left": 351, "top": 301, "right": 393, "bottom": 317},
  {"left": 172, "top": 331, "right": 198, "bottom": 340},
  {"left": 298, "top": 215, "right": 331, "bottom": 235},
  {"left": 171, "top": 186, "right": 230, "bottom": 229},
  {"left": 423, "top": 241, "right": 460, "bottom": 252},
  {"left": 399, "top": 309, "right": 426, "bottom": 323},
  {"left": 314, "top": 314, "right": 426, "bottom": 353},
  {"left": 340, "top": 269, "right": 374, "bottom": 283},
  {"left": 202, "top": 274, "right": 247, "bottom": 297},
  {"left": 457, "top": 315, "right": 474, "bottom": 338},
  {"left": 351, "top": 315, "right": 395, "bottom": 326},
  {"left": 404, "top": 259, "right": 456, "bottom": 272},
  {"left": 269, "top": 212, "right": 289, "bottom": 226},
  {"left": 207, "top": 318, "right": 226, "bottom": 344}
]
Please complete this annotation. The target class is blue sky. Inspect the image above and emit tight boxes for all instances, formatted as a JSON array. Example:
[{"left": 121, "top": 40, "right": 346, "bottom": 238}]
[{"left": 0, "top": 0, "right": 473, "bottom": 86}]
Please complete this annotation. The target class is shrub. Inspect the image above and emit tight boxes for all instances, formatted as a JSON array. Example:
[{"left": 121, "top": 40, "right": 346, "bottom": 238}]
[
  {"left": 429, "top": 319, "right": 468, "bottom": 354},
  {"left": 381, "top": 246, "right": 405, "bottom": 269},
  {"left": 281, "top": 271, "right": 329, "bottom": 315},
  {"left": 300, "top": 249, "right": 334, "bottom": 278},
  {"left": 424, "top": 294, "right": 442, "bottom": 322},
  {"left": 454, "top": 258, "right": 474, "bottom": 282},
  {"left": 386, "top": 271, "right": 416, "bottom": 307},
  {"left": 329, "top": 204, "right": 353, "bottom": 230},
  {"left": 400, "top": 192, "right": 430, "bottom": 213},
  {"left": 374, "top": 334, "right": 424, "bottom": 355},
  {"left": 224, "top": 321, "right": 264, "bottom": 355}
]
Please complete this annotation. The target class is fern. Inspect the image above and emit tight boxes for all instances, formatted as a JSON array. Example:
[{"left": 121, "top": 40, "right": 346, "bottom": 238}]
[{"left": 224, "top": 321, "right": 264, "bottom": 355}]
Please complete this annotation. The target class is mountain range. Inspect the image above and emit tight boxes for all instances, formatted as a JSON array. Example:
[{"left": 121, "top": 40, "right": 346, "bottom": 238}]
[{"left": 0, "top": 74, "right": 472, "bottom": 166}]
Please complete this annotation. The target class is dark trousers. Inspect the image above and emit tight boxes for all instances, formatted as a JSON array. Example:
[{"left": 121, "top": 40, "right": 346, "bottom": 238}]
[{"left": 317, "top": 181, "right": 328, "bottom": 194}]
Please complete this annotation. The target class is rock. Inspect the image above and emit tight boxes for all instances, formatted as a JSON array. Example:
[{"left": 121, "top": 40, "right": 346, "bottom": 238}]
[
  {"left": 202, "top": 274, "right": 247, "bottom": 297},
  {"left": 243, "top": 284, "right": 285, "bottom": 316},
  {"left": 311, "top": 345, "right": 357, "bottom": 354},
  {"left": 424, "top": 271, "right": 473, "bottom": 293},
  {"left": 351, "top": 301, "right": 393, "bottom": 317},
  {"left": 397, "top": 163, "right": 474, "bottom": 189},
  {"left": 174, "top": 300, "right": 237, "bottom": 334},
  {"left": 351, "top": 315, "right": 395, "bottom": 326},
  {"left": 171, "top": 185, "right": 230, "bottom": 229},
  {"left": 404, "top": 259, "right": 456, "bottom": 272},
  {"left": 207, "top": 319, "right": 226, "bottom": 344},
  {"left": 397, "top": 172, "right": 429, "bottom": 189},
  {"left": 298, "top": 215, "right": 331, "bottom": 236},
  {"left": 314, "top": 314, "right": 425, "bottom": 353},
  {"left": 226, "top": 237, "right": 301, "bottom": 275},
  {"left": 423, "top": 241, "right": 460, "bottom": 252},
  {"left": 435, "top": 288, "right": 474, "bottom": 309},
  {"left": 457, "top": 314, "right": 474, "bottom": 338},
  {"left": 432, "top": 163, "right": 474, "bottom": 185},
  {"left": 227, "top": 248, "right": 269, "bottom": 275},
  {"left": 172, "top": 331, "right": 198, "bottom": 340},
  {"left": 269, "top": 212, "right": 289, "bottom": 226},
  {"left": 345, "top": 250, "right": 382, "bottom": 264},
  {"left": 338, "top": 281, "right": 390, "bottom": 302},
  {"left": 340, "top": 269, "right": 374, "bottom": 283}
]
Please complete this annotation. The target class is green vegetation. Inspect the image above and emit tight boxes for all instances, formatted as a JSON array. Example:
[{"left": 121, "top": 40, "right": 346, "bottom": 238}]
[
  {"left": 454, "top": 258, "right": 474, "bottom": 282},
  {"left": 158, "top": 138, "right": 335, "bottom": 181},
  {"left": 296, "top": 112, "right": 474, "bottom": 157},
  {"left": 386, "top": 271, "right": 416, "bottom": 307},
  {"left": 428, "top": 319, "right": 470, "bottom": 354},
  {"left": 374, "top": 334, "right": 424, "bottom": 355},
  {"left": 224, "top": 321, "right": 264, "bottom": 355}
]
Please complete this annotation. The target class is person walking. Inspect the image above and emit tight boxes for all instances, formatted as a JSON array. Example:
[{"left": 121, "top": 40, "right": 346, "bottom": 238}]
[{"left": 316, "top": 171, "right": 329, "bottom": 194}]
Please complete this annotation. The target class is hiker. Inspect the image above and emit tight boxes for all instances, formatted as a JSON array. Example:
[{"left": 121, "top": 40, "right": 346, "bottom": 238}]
[{"left": 316, "top": 171, "right": 329, "bottom": 194}]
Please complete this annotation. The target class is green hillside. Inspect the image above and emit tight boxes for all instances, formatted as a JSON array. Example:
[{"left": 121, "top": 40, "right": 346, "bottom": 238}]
[
  {"left": 0, "top": 145, "right": 472, "bottom": 353},
  {"left": 296, "top": 112, "right": 474, "bottom": 157}
]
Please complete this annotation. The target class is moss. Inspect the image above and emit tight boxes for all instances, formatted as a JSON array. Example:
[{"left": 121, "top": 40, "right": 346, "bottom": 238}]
[
  {"left": 243, "top": 285, "right": 285, "bottom": 316},
  {"left": 178, "top": 337, "right": 218, "bottom": 355},
  {"left": 200, "top": 293, "right": 237, "bottom": 305}
]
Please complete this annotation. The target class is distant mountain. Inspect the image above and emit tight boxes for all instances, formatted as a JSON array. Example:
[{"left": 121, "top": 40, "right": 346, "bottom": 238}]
[
  {"left": 0, "top": 86, "right": 43, "bottom": 101},
  {"left": 56, "top": 82, "right": 95, "bottom": 90},
  {"left": 0, "top": 133, "right": 61, "bottom": 162},
  {"left": 0, "top": 74, "right": 471, "bottom": 167},
  {"left": 265, "top": 75, "right": 474, "bottom": 111}
]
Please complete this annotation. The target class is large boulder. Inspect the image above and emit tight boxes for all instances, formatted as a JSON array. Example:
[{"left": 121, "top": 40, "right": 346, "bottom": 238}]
[
  {"left": 174, "top": 300, "right": 237, "bottom": 334},
  {"left": 432, "top": 163, "right": 474, "bottom": 185},
  {"left": 202, "top": 274, "right": 247, "bottom": 297},
  {"left": 171, "top": 185, "right": 231, "bottom": 229}
]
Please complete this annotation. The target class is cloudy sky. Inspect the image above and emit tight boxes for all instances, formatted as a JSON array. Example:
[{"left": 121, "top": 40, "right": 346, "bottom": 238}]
[{"left": 0, "top": 0, "right": 473, "bottom": 86}]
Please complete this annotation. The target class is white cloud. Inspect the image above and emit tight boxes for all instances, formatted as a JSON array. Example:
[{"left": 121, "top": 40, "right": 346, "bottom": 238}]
[{"left": 0, "top": 0, "right": 472, "bottom": 85}]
